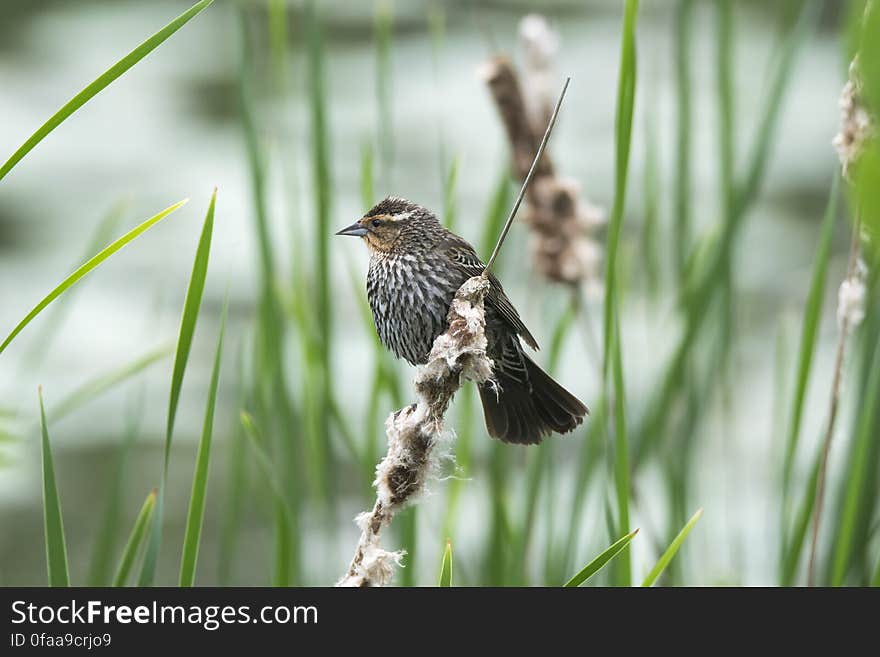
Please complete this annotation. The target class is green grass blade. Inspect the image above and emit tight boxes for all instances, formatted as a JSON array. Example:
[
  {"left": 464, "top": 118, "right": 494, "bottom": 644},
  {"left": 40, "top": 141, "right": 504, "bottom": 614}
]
[
  {"left": 443, "top": 155, "right": 460, "bottom": 231},
  {"left": 240, "top": 7, "right": 304, "bottom": 553},
  {"left": 600, "top": 0, "right": 638, "bottom": 585},
  {"left": 854, "top": 2, "right": 880, "bottom": 254},
  {"left": 514, "top": 296, "right": 575, "bottom": 581},
  {"left": 442, "top": 385, "right": 475, "bottom": 547},
  {"left": 734, "top": 1, "right": 818, "bottom": 214},
  {"left": 238, "top": 10, "right": 277, "bottom": 285},
  {"left": 564, "top": 529, "right": 639, "bottom": 587},
  {"left": 179, "top": 298, "right": 227, "bottom": 587},
  {"left": 429, "top": 4, "right": 448, "bottom": 186},
  {"left": 602, "top": 0, "right": 639, "bottom": 380},
  {"left": 562, "top": 407, "right": 604, "bottom": 576},
  {"left": 782, "top": 176, "right": 839, "bottom": 494},
  {"left": 0, "top": 200, "right": 188, "bottom": 356},
  {"left": 87, "top": 391, "right": 144, "bottom": 586},
  {"left": 139, "top": 190, "right": 216, "bottom": 586},
  {"left": 0, "top": 0, "right": 213, "bottom": 182},
  {"left": 375, "top": 0, "right": 394, "bottom": 185},
  {"left": 642, "top": 109, "right": 660, "bottom": 298},
  {"left": 240, "top": 412, "right": 295, "bottom": 586},
  {"left": 486, "top": 443, "right": 512, "bottom": 585},
  {"left": 781, "top": 443, "right": 821, "bottom": 585},
  {"left": 361, "top": 141, "right": 375, "bottom": 208},
  {"left": 641, "top": 508, "right": 703, "bottom": 587},
  {"left": 38, "top": 387, "right": 70, "bottom": 587},
  {"left": 399, "top": 507, "right": 418, "bottom": 587},
  {"left": 306, "top": 0, "right": 336, "bottom": 501},
  {"left": 717, "top": 0, "right": 735, "bottom": 215},
  {"left": 23, "top": 201, "right": 126, "bottom": 367},
  {"left": 49, "top": 346, "right": 172, "bottom": 424},
  {"left": 112, "top": 489, "right": 157, "bottom": 587},
  {"left": 611, "top": 317, "right": 631, "bottom": 586},
  {"left": 439, "top": 540, "right": 453, "bottom": 587},
  {"left": 137, "top": 495, "right": 163, "bottom": 586},
  {"left": 267, "top": 0, "right": 289, "bottom": 93},
  {"left": 165, "top": 190, "right": 215, "bottom": 461},
  {"left": 217, "top": 342, "right": 250, "bottom": 585},
  {"left": 673, "top": 0, "right": 694, "bottom": 281},
  {"left": 830, "top": 337, "right": 880, "bottom": 585},
  {"left": 329, "top": 395, "right": 366, "bottom": 466},
  {"left": 518, "top": 443, "right": 549, "bottom": 584},
  {"left": 633, "top": 2, "right": 814, "bottom": 466}
]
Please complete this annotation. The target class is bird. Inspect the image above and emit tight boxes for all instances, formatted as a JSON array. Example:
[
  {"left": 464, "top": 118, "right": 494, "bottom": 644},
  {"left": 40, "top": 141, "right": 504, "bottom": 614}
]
[{"left": 336, "top": 196, "right": 588, "bottom": 445}]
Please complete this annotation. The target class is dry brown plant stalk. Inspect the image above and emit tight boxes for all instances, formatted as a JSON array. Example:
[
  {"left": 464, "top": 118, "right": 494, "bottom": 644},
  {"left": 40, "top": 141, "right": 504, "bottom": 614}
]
[
  {"left": 337, "top": 276, "right": 493, "bottom": 586},
  {"left": 806, "top": 52, "right": 872, "bottom": 587},
  {"left": 480, "top": 16, "right": 604, "bottom": 291}
]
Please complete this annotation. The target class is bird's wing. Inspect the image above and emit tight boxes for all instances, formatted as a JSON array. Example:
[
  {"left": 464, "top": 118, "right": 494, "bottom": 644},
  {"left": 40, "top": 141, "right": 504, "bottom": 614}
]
[{"left": 440, "top": 236, "right": 539, "bottom": 351}]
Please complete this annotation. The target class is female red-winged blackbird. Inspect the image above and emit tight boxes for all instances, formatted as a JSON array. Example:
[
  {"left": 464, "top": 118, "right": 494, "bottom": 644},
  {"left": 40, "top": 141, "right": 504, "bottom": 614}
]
[{"left": 337, "top": 196, "right": 588, "bottom": 444}]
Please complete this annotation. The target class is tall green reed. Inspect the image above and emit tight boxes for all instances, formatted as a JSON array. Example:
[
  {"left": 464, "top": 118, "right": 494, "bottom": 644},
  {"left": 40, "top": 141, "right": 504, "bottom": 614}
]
[
  {"left": 217, "top": 344, "right": 251, "bottom": 585},
  {"left": 375, "top": 0, "right": 394, "bottom": 189},
  {"left": 778, "top": 177, "right": 839, "bottom": 585},
  {"left": 240, "top": 412, "right": 296, "bottom": 586},
  {"left": 641, "top": 508, "right": 702, "bottom": 586},
  {"left": 565, "top": 529, "right": 638, "bottom": 587},
  {"left": 0, "top": 201, "right": 188, "bottom": 355},
  {"left": 633, "top": 1, "right": 816, "bottom": 468},
  {"left": 139, "top": 191, "right": 215, "bottom": 585},
  {"left": 827, "top": 304, "right": 880, "bottom": 585},
  {"left": 238, "top": 4, "right": 305, "bottom": 580},
  {"left": 22, "top": 202, "right": 125, "bottom": 370},
  {"left": 602, "top": 0, "right": 639, "bottom": 587},
  {"left": 179, "top": 298, "right": 227, "bottom": 586},
  {"left": 306, "top": 0, "right": 337, "bottom": 502},
  {"left": 438, "top": 540, "right": 453, "bottom": 587},
  {"left": 88, "top": 391, "right": 144, "bottom": 586},
  {"left": 38, "top": 388, "right": 69, "bottom": 587},
  {"left": 112, "top": 489, "right": 156, "bottom": 587},
  {"left": 673, "top": 0, "right": 694, "bottom": 283}
]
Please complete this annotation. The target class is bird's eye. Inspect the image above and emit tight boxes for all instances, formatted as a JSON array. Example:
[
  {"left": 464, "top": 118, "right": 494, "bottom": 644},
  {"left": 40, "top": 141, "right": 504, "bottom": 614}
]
[{"left": 371, "top": 219, "right": 382, "bottom": 228}]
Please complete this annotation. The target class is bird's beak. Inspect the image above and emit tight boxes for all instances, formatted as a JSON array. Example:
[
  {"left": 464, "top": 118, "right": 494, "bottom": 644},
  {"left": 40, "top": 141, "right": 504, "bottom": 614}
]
[{"left": 336, "top": 222, "right": 369, "bottom": 237}]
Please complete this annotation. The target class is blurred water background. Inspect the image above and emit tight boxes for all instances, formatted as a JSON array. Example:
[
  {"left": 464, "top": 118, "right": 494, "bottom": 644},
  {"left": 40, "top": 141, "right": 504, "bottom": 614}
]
[{"left": 0, "top": 0, "right": 871, "bottom": 587}]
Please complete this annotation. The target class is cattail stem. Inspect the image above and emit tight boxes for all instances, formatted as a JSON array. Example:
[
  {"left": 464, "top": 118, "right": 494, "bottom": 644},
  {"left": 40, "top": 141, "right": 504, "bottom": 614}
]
[
  {"left": 483, "top": 76, "right": 570, "bottom": 276},
  {"left": 806, "top": 210, "right": 862, "bottom": 587},
  {"left": 338, "top": 276, "right": 493, "bottom": 586}
]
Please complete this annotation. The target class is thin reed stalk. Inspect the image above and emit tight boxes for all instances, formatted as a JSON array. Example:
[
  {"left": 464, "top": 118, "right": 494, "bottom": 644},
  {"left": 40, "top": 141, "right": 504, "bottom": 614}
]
[{"left": 806, "top": 213, "right": 863, "bottom": 586}]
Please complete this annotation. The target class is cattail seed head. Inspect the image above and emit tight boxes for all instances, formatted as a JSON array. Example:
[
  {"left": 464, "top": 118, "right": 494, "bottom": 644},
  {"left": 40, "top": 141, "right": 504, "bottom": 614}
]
[
  {"left": 837, "top": 258, "right": 867, "bottom": 331},
  {"left": 833, "top": 58, "right": 875, "bottom": 179}
]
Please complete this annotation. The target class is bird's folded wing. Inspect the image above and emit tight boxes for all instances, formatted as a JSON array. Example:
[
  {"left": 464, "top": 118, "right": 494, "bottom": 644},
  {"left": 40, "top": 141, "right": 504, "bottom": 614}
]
[{"left": 441, "top": 237, "right": 540, "bottom": 351}]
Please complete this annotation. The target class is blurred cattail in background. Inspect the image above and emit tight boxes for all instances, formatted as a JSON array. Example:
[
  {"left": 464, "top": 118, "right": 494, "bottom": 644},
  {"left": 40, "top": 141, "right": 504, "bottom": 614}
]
[
  {"left": 806, "top": 4, "right": 877, "bottom": 585},
  {"left": 833, "top": 58, "right": 874, "bottom": 180},
  {"left": 480, "top": 15, "right": 605, "bottom": 295}
]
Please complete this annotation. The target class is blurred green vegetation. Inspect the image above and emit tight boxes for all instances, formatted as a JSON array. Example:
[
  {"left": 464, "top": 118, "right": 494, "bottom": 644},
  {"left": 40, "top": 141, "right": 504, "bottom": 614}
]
[{"left": 0, "top": 0, "right": 877, "bottom": 587}]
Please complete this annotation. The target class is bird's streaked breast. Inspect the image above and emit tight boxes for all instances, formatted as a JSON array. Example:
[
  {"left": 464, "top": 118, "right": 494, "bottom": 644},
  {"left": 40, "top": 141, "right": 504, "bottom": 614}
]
[{"left": 367, "top": 250, "right": 462, "bottom": 365}]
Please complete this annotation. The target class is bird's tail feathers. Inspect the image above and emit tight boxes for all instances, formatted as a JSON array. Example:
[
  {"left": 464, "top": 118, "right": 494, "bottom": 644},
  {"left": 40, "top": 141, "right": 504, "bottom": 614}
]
[{"left": 478, "top": 354, "right": 588, "bottom": 445}]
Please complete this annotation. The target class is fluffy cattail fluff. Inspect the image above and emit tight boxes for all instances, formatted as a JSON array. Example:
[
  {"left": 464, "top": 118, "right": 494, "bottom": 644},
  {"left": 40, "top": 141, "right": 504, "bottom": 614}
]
[
  {"left": 527, "top": 175, "right": 606, "bottom": 297},
  {"left": 338, "top": 276, "right": 493, "bottom": 587},
  {"left": 520, "top": 14, "right": 560, "bottom": 133},
  {"left": 837, "top": 258, "right": 867, "bottom": 331},
  {"left": 481, "top": 16, "right": 605, "bottom": 292},
  {"left": 833, "top": 58, "right": 874, "bottom": 179}
]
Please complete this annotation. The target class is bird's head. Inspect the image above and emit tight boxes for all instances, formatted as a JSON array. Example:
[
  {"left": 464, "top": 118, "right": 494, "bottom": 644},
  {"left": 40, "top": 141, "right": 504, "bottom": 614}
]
[{"left": 336, "top": 196, "right": 437, "bottom": 254}]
